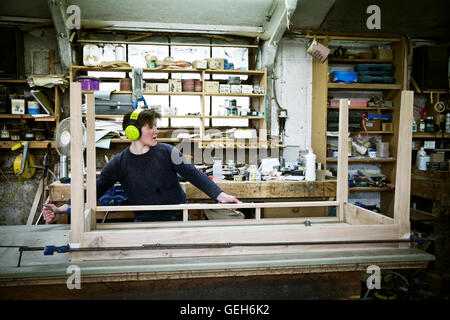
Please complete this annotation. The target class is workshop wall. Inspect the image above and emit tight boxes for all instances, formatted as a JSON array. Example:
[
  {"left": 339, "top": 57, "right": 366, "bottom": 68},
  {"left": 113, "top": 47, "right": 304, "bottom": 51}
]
[
  {"left": 0, "top": 27, "right": 61, "bottom": 225},
  {"left": 273, "top": 36, "right": 313, "bottom": 166}
]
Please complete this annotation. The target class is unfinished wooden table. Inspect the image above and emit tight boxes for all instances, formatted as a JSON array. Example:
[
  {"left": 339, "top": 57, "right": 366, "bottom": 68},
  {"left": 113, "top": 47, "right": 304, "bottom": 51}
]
[{"left": 0, "top": 225, "right": 434, "bottom": 300}]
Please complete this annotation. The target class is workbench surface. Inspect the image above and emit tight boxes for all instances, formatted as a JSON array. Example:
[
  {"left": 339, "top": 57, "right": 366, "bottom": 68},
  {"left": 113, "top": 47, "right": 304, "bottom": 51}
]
[
  {"left": 49, "top": 180, "right": 337, "bottom": 202},
  {"left": 0, "top": 225, "right": 434, "bottom": 287}
]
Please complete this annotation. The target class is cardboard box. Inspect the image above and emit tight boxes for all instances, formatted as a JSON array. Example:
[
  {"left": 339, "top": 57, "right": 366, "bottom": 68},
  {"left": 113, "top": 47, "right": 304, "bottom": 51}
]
[
  {"left": 241, "top": 84, "right": 253, "bottom": 94},
  {"left": 365, "top": 119, "right": 380, "bottom": 131},
  {"left": 424, "top": 141, "right": 436, "bottom": 149},
  {"left": 253, "top": 85, "right": 265, "bottom": 94},
  {"left": 145, "top": 83, "right": 157, "bottom": 92},
  {"left": 330, "top": 99, "right": 367, "bottom": 107},
  {"left": 382, "top": 122, "right": 393, "bottom": 131},
  {"left": 219, "top": 84, "right": 231, "bottom": 93},
  {"left": 192, "top": 59, "right": 207, "bottom": 69},
  {"left": 204, "top": 81, "right": 219, "bottom": 93},
  {"left": 431, "top": 152, "right": 445, "bottom": 162},
  {"left": 11, "top": 99, "right": 25, "bottom": 114},
  {"left": 168, "top": 79, "right": 182, "bottom": 92},
  {"left": 157, "top": 83, "right": 169, "bottom": 92},
  {"left": 207, "top": 58, "right": 225, "bottom": 70},
  {"left": 373, "top": 45, "right": 393, "bottom": 60},
  {"left": 230, "top": 84, "right": 242, "bottom": 93}
]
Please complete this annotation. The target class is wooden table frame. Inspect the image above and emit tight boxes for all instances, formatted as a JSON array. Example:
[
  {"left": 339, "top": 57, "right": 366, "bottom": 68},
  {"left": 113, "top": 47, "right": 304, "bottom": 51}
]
[{"left": 69, "top": 82, "right": 413, "bottom": 262}]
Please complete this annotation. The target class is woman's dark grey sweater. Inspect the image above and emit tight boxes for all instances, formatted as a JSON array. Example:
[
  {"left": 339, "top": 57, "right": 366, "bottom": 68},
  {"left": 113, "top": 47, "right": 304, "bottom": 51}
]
[{"left": 96, "top": 143, "right": 223, "bottom": 221}]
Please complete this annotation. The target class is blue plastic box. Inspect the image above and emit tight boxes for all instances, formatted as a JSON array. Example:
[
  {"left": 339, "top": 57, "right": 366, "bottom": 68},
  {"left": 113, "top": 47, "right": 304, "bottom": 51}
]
[
  {"left": 332, "top": 71, "right": 358, "bottom": 83},
  {"left": 367, "top": 114, "right": 392, "bottom": 121}
]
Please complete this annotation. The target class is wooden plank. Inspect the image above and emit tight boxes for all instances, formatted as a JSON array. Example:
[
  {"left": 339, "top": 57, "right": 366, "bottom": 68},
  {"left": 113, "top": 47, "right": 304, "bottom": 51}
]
[
  {"left": 69, "top": 82, "right": 84, "bottom": 248},
  {"left": 78, "top": 224, "right": 400, "bottom": 260},
  {"left": 328, "top": 106, "right": 394, "bottom": 110},
  {"left": 336, "top": 99, "right": 349, "bottom": 221},
  {"left": 394, "top": 91, "right": 413, "bottom": 238},
  {"left": 48, "top": 181, "right": 74, "bottom": 202},
  {"left": 71, "top": 65, "right": 265, "bottom": 75},
  {"left": 48, "top": 181, "right": 337, "bottom": 202},
  {"left": 411, "top": 179, "right": 440, "bottom": 200},
  {"left": 263, "top": 206, "right": 330, "bottom": 218},
  {"left": 328, "top": 58, "right": 393, "bottom": 63},
  {"left": 410, "top": 208, "right": 436, "bottom": 222},
  {"left": 26, "top": 179, "right": 43, "bottom": 225},
  {"left": 95, "top": 201, "right": 340, "bottom": 213},
  {"left": 0, "top": 114, "right": 57, "bottom": 121},
  {"left": 311, "top": 40, "right": 328, "bottom": 168},
  {"left": 84, "top": 94, "right": 97, "bottom": 223},
  {"left": 85, "top": 93, "right": 96, "bottom": 231},
  {"left": 185, "top": 181, "right": 335, "bottom": 199},
  {"left": 344, "top": 203, "right": 394, "bottom": 225},
  {"left": 0, "top": 141, "right": 55, "bottom": 149},
  {"left": 327, "top": 158, "right": 396, "bottom": 163},
  {"left": 327, "top": 83, "right": 402, "bottom": 90},
  {"left": 440, "top": 183, "right": 450, "bottom": 207},
  {"left": 54, "top": 86, "right": 60, "bottom": 119},
  {"left": 95, "top": 217, "right": 340, "bottom": 229}
]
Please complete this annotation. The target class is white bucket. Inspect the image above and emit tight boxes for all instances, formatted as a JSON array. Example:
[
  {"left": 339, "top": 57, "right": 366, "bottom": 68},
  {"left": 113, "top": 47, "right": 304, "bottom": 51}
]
[
  {"left": 417, "top": 155, "right": 430, "bottom": 171},
  {"left": 376, "top": 142, "right": 390, "bottom": 158}
]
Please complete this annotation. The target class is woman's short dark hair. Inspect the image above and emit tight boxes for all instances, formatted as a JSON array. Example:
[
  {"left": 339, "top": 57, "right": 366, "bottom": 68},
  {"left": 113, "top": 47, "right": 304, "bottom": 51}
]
[{"left": 122, "top": 108, "right": 161, "bottom": 131}]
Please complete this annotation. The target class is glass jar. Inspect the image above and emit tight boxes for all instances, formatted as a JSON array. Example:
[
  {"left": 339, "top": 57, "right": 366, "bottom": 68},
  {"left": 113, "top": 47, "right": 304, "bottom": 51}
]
[
  {"left": 412, "top": 119, "right": 417, "bottom": 132},
  {"left": 418, "top": 119, "right": 425, "bottom": 132},
  {"left": 24, "top": 129, "right": 34, "bottom": 141},
  {"left": 0, "top": 124, "right": 9, "bottom": 140},
  {"left": 425, "top": 116, "right": 434, "bottom": 132}
]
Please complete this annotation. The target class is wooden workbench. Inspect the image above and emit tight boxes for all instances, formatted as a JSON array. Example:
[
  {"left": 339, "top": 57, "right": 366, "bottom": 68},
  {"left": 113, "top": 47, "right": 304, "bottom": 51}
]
[
  {"left": 0, "top": 225, "right": 434, "bottom": 300},
  {"left": 48, "top": 180, "right": 337, "bottom": 201},
  {"left": 410, "top": 169, "right": 450, "bottom": 295}
]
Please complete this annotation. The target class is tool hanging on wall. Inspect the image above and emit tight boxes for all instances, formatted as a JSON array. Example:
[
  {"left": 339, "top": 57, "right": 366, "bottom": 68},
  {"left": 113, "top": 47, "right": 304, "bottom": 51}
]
[{"left": 12, "top": 141, "right": 36, "bottom": 179}]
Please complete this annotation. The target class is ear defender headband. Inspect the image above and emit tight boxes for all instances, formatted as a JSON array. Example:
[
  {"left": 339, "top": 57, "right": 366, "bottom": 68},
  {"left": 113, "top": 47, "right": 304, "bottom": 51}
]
[{"left": 125, "top": 108, "right": 144, "bottom": 141}]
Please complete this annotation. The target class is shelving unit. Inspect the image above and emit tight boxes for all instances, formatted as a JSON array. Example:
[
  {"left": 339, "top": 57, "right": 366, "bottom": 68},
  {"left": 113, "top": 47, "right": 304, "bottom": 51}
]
[
  {"left": 311, "top": 34, "right": 408, "bottom": 218},
  {"left": 70, "top": 64, "right": 268, "bottom": 149},
  {"left": 0, "top": 80, "right": 61, "bottom": 149},
  {"left": 326, "top": 158, "right": 396, "bottom": 163}
]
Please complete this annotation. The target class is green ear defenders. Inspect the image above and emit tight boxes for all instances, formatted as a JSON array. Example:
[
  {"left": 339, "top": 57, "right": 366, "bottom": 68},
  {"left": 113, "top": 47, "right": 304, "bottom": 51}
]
[
  {"left": 125, "top": 108, "right": 145, "bottom": 141},
  {"left": 125, "top": 96, "right": 149, "bottom": 141}
]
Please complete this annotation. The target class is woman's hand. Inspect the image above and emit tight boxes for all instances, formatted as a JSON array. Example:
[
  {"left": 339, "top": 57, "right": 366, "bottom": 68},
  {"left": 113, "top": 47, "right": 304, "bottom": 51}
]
[
  {"left": 216, "top": 192, "right": 241, "bottom": 204},
  {"left": 42, "top": 203, "right": 68, "bottom": 224}
]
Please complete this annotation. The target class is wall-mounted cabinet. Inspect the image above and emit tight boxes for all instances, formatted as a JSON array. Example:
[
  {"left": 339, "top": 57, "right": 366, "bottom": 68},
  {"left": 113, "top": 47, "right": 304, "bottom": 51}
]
[{"left": 311, "top": 34, "right": 408, "bottom": 218}]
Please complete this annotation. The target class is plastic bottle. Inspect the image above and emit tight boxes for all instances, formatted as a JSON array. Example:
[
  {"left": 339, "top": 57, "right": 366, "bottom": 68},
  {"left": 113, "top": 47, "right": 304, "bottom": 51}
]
[
  {"left": 212, "top": 158, "right": 222, "bottom": 182},
  {"left": 416, "top": 147, "right": 426, "bottom": 170},
  {"left": 418, "top": 119, "right": 425, "bottom": 132},
  {"left": 115, "top": 44, "right": 125, "bottom": 61},
  {"left": 412, "top": 118, "right": 417, "bottom": 132},
  {"left": 305, "top": 148, "right": 316, "bottom": 181}
]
